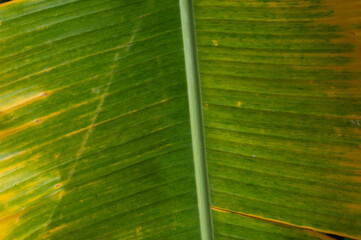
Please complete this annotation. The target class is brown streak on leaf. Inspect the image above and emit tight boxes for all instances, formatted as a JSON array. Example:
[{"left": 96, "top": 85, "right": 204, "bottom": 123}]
[{"left": 211, "top": 206, "right": 357, "bottom": 240}]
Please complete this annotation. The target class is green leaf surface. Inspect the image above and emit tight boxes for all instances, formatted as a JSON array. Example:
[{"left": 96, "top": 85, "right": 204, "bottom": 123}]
[
  {"left": 212, "top": 209, "right": 335, "bottom": 240},
  {"left": 0, "top": 0, "right": 200, "bottom": 239},
  {"left": 194, "top": 0, "right": 361, "bottom": 239},
  {"left": 1, "top": 0, "right": 360, "bottom": 239}
]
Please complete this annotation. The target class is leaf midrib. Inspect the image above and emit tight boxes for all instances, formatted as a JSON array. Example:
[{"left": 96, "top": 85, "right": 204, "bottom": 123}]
[{"left": 179, "top": 0, "right": 214, "bottom": 239}]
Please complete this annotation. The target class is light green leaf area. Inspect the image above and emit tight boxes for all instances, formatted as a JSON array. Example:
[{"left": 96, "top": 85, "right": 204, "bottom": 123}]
[
  {"left": 194, "top": 0, "right": 361, "bottom": 239},
  {"left": 1, "top": 0, "right": 361, "bottom": 240}
]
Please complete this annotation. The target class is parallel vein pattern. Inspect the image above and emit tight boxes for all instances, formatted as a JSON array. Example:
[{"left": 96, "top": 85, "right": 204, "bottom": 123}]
[
  {"left": 194, "top": 0, "right": 361, "bottom": 239},
  {"left": 0, "top": 0, "right": 201, "bottom": 239}
]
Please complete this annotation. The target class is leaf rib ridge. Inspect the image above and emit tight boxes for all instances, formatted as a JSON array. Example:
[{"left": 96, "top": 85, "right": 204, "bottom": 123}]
[{"left": 179, "top": 0, "right": 213, "bottom": 239}]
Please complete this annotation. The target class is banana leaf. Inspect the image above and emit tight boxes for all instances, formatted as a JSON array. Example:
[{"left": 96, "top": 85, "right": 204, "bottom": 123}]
[{"left": 0, "top": 0, "right": 360, "bottom": 239}]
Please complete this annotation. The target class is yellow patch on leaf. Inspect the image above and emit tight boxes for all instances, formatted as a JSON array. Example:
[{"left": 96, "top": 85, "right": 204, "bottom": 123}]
[
  {"left": 0, "top": 210, "right": 25, "bottom": 239},
  {"left": 0, "top": 91, "right": 50, "bottom": 115}
]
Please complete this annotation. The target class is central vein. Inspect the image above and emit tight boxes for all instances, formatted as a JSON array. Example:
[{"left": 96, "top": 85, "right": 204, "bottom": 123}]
[{"left": 179, "top": 0, "right": 213, "bottom": 239}]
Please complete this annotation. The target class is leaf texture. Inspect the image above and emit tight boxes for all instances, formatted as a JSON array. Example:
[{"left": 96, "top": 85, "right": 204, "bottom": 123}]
[
  {"left": 193, "top": 0, "right": 361, "bottom": 239},
  {"left": 212, "top": 209, "right": 336, "bottom": 240},
  {"left": 0, "top": 0, "right": 200, "bottom": 239},
  {"left": 1, "top": 0, "right": 361, "bottom": 239}
]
